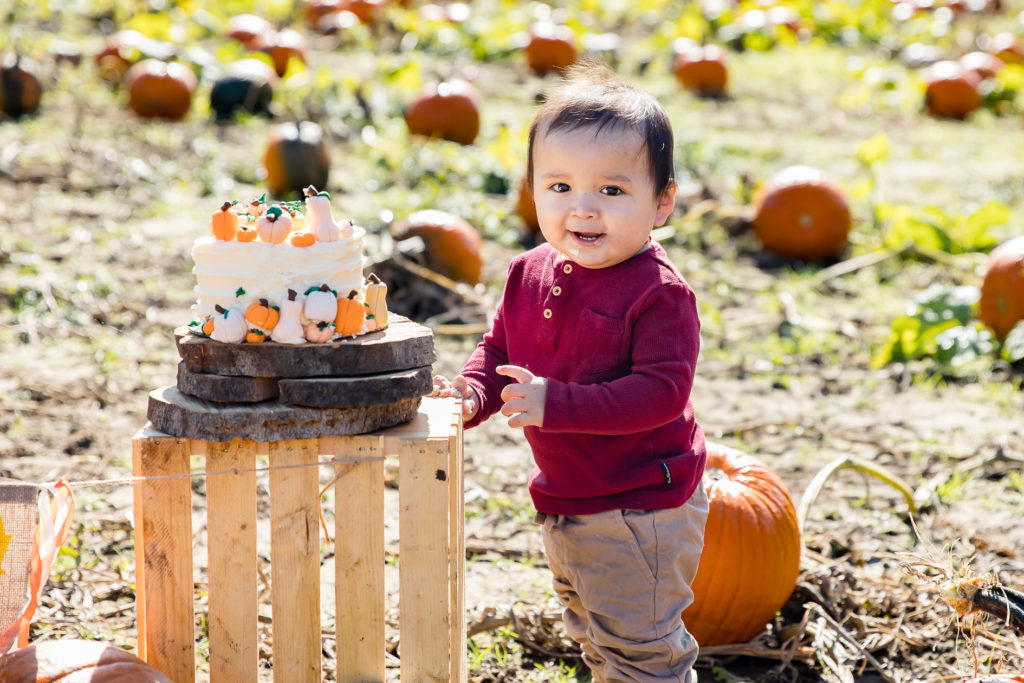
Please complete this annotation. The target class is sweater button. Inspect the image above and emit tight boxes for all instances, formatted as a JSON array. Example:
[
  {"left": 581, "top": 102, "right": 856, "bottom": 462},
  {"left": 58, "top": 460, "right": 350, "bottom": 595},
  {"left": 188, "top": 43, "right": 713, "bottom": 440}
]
[
  {"left": 543, "top": 308, "right": 553, "bottom": 319},
  {"left": 563, "top": 263, "right": 573, "bottom": 275},
  {"left": 552, "top": 286, "right": 562, "bottom": 296}
]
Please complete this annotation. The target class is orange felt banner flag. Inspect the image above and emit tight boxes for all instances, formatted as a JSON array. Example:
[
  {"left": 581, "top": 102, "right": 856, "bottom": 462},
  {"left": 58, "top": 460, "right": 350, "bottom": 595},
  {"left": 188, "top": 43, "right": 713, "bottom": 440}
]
[{"left": 0, "top": 479, "right": 75, "bottom": 653}]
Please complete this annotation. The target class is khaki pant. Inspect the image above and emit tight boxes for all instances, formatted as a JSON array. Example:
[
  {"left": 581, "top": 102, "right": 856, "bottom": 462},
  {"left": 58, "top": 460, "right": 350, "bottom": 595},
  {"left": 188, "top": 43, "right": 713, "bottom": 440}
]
[{"left": 537, "top": 486, "right": 709, "bottom": 683}]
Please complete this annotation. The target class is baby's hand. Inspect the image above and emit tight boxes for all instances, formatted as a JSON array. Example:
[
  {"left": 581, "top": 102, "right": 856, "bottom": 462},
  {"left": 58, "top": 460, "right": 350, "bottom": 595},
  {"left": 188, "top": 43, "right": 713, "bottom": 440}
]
[
  {"left": 496, "top": 365, "right": 546, "bottom": 429},
  {"left": 431, "top": 375, "right": 480, "bottom": 420}
]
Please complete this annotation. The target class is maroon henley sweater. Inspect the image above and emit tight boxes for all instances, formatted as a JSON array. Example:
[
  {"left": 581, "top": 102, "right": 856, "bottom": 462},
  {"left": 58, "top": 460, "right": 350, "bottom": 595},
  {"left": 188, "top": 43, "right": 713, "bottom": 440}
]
[{"left": 461, "top": 241, "right": 706, "bottom": 515}]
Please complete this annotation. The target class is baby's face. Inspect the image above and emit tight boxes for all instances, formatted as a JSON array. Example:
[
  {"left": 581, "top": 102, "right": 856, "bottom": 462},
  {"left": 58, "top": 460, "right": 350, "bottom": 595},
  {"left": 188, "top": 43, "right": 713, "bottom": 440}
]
[{"left": 532, "top": 125, "right": 674, "bottom": 270}]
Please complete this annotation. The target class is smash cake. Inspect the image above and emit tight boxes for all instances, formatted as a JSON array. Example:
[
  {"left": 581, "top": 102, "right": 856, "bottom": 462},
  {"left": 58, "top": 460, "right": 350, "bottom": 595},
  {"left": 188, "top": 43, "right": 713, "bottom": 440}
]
[
  {"left": 189, "top": 185, "right": 386, "bottom": 344},
  {"left": 145, "top": 186, "right": 436, "bottom": 441}
]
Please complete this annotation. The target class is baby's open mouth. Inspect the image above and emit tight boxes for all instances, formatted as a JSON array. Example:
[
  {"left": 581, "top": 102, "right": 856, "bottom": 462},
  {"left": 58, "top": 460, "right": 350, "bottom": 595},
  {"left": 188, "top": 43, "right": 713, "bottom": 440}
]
[{"left": 571, "top": 231, "right": 604, "bottom": 244}]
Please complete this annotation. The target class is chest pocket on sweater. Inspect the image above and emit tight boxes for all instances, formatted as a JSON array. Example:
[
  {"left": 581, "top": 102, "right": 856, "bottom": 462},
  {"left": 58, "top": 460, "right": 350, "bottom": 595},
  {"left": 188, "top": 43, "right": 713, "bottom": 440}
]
[{"left": 573, "top": 308, "right": 626, "bottom": 376}]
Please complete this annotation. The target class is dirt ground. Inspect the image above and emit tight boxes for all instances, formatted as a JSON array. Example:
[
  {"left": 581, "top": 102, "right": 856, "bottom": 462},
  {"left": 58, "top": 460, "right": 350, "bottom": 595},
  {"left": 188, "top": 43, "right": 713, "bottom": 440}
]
[{"left": 2, "top": 4, "right": 1024, "bottom": 681}]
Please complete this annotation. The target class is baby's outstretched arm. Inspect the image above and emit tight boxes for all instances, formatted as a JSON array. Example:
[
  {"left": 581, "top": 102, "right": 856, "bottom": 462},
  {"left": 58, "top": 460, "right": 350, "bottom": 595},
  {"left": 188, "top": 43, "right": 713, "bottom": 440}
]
[
  {"left": 431, "top": 375, "right": 480, "bottom": 420},
  {"left": 496, "top": 365, "right": 546, "bottom": 428}
]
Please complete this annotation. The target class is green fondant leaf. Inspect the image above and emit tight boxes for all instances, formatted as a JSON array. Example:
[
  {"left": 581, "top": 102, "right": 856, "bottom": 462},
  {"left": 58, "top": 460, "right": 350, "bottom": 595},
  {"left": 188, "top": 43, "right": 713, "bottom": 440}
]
[
  {"left": 304, "top": 286, "right": 320, "bottom": 295},
  {"left": 235, "top": 287, "right": 246, "bottom": 297},
  {"left": 317, "top": 191, "right": 331, "bottom": 199}
]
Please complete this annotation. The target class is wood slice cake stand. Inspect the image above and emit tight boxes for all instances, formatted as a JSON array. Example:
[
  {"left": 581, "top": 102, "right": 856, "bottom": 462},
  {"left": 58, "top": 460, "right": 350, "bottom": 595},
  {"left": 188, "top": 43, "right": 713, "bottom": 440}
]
[{"left": 148, "top": 315, "right": 437, "bottom": 441}]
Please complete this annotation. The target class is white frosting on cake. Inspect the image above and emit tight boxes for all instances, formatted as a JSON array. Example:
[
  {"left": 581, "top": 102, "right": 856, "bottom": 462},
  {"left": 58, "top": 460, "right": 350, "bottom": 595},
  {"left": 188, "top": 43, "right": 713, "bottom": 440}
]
[{"left": 191, "top": 224, "right": 367, "bottom": 319}]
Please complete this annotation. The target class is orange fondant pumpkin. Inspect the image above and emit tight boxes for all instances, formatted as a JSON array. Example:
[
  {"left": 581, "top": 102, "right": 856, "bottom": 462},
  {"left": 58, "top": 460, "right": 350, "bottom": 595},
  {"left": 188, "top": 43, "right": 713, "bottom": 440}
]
[
  {"left": 524, "top": 22, "right": 578, "bottom": 76},
  {"left": 681, "top": 443, "right": 801, "bottom": 646},
  {"left": 245, "top": 298, "right": 280, "bottom": 331},
  {"left": 290, "top": 231, "right": 315, "bottom": 247},
  {"left": 125, "top": 59, "right": 197, "bottom": 121},
  {"left": 0, "top": 54, "right": 42, "bottom": 119},
  {"left": 405, "top": 80, "right": 481, "bottom": 146},
  {"left": 305, "top": 320, "right": 336, "bottom": 343},
  {"left": 672, "top": 40, "right": 728, "bottom": 97},
  {"left": 210, "top": 202, "right": 239, "bottom": 241},
  {"left": 246, "top": 329, "right": 267, "bottom": 343},
  {"left": 256, "top": 205, "right": 293, "bottom": 243},
  {"left": 979, "top": 236, "right": 1024, "bottom": 340},
  {"left": 390, "top": 209, "right": 484, "bottom": 284},
  {"left": 924, "top": 60, "right": 981, "bottom": 120},
  {"left": 0, "top": 639, "right": 173, "bottom": 683},
  {"left": 263, "top": 121, "right": 330, "bottom": 198},
  {"left": 752, "top": 165, "right": 851, "bottom": 262},
  {"left": 334, "top": 290, "right": 366, "bottom": 336},
  {"left": 237, "top": 225, "right": 259, "bottom": 242}
]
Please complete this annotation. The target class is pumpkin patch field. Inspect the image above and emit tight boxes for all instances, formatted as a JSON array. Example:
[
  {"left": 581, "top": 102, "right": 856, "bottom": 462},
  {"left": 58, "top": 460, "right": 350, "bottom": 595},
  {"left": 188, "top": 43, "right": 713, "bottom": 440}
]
[{"left": 4, "top": 0, "right": 1024, "bottom": 680}]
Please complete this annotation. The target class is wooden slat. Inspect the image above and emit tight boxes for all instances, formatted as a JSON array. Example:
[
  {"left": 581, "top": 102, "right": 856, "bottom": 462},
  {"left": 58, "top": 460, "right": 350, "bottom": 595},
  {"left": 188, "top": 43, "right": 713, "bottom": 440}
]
[
  {"left": 131, "top": 436, "right": 147, "bottom": 663},
  {"left": 133, "top": 435, "right": 196, "bottom": 683},
  {"left": 268, "top": 439, "right": 322, "bottom": 683},
  {"left": 323, "top": 436, "right": 385, "bottom": 682},
  {"left": 398, "top": 439, "right": 451, "bottom": 682},
  {"left": 206, "top": 440, "right": 258, "bottom": 683},
  {"left": 448, "top": 408, "right": 467, "bottom": 683}
]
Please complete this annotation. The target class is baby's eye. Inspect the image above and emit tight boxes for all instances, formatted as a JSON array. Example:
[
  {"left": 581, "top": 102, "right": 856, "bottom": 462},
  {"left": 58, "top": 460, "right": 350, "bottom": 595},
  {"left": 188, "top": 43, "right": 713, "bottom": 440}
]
[
  {"left": 601, "top": 186, "right": 623, "bottom": 196},
  {"left": 549, "top": 182, "right": 570, "bottom": 193}
]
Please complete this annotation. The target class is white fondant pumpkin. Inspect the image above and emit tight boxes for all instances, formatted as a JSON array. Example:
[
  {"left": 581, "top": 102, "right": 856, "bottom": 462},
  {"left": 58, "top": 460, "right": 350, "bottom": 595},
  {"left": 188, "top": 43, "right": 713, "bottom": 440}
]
[
  {"left": 256, "top": 206, "right": 293, "bottom": 244},
  {"left": 303, "top": 284, "right": 338, "bottom": 322},
  {"left": 272, "top": 290, "right": 306, "bottom": 343},
  {"left": 211, "top": 306, "right": 248, "bottom": 343}
]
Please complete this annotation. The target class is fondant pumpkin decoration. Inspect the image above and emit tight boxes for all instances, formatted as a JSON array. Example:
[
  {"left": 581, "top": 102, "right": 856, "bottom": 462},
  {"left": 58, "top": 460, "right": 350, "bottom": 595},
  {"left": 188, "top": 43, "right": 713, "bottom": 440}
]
[
  {"left": 210, "top": 202, "right": 239, "bottom": 241},
  {"left": 923, "top": 60, "right": 981, "bottom": 120},
  {"left": 237, "top": 225, "right": 258, "bottom": 242},
  {"left": 305, "top": 320, "right": 336, "bottom": 343},
  {"left": 272, "top": 289, "right": 306, "bottom": 343},
  {"left": 752, "top": 165, "right": 851, "bottom": 262},
  {"left": 256, "top": 205, "right": 293, "bottom": 244},
  {"left": 0, "top": 53, "right": 42, "bottom": 119},
  {"left": 979, "top": 235, "right": 1024, "bottom": 340},
  {"left": 334, "top": 290, "right": 366, "bottom": 336},
  {"left": 390, "top": 209, "right": 484, "bottom": 284},
  {"left": 365, "top": 273, "right": 388, "bottom": 330},
  {"left": 405, "top": 79, "right": 481, "bottom": 146},
  {"left": 125, "top": 59, "right": 198, "bottom": 121},
  {"left": 246, "top": 329, "right": 267, "bottom": 343},
  {"left": 672, "top": 39, "right": 728, "bottom": 97},
  {"left": 202, "top": 316, "right": 215, "bottom": 336},
  {"left": 304, "top": 284, "right": 339, "bottom": 322},
  {"left": 210, "top": 58, "right": 276, "bottom": 121},
  {"left": 524, "top": 22, "right": 578, "bottom": 75},
  {"left": 245, "top": 298, "right": 280, "bottom": 332},
  {"left": 681, "top": 442, "right": 801, "bottom": 646},
  {"left": 226, "top": 14, "right": 274, "bottom": 50},
  {"left": 263, "top": 121, "right": 330, "bottom": 198},
  {"left": 0, "top": 640, "right": 173, "bottom": 683},
  {"left": 289, "top": 231, "right": 315, "bottom": 247},
  {"left": 210, "top": 305, "right": 248, "bottom": 343},
  {"left": 245, "top": 196, "right": 268, "bottom": 218},
  {"left": 304, "top": 185, "right": 350, "bottom": 241},
  {"left": 262, "top": 28, "right": 308, "bottom": 78}
]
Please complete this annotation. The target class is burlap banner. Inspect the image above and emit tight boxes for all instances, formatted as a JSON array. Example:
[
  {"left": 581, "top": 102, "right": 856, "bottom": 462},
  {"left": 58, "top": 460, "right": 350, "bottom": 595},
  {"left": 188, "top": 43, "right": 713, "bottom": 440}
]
[{"left": 0, "top": 480, "right": 74, "bottom": 654}]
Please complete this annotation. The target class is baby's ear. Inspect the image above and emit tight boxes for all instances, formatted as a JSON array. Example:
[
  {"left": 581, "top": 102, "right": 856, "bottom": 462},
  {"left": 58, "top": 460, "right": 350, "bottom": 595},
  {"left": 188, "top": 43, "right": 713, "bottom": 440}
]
[{"left": 653, "top": 183, "right": 676, "bottom": 227}]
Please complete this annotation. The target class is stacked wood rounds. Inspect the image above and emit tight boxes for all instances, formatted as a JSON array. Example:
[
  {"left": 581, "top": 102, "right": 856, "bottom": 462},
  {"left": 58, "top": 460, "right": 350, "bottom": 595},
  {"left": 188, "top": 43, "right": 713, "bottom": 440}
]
[{"left": 147, "top": 315, "right": 435, "bottom": 441}]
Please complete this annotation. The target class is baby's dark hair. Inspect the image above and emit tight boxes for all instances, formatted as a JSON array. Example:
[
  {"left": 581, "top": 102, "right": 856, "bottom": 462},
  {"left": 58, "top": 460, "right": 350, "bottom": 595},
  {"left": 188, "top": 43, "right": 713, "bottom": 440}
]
[{"left": 527, "top": 59, "right": 675, "bottom": 199}]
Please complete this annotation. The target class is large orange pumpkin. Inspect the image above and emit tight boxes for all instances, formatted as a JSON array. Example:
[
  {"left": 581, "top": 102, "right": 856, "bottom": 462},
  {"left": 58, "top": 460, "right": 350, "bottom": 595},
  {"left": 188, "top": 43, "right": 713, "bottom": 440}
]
[
  {"left": 524, "top": 22, "right": 578, "bottom": 76},
  {"left": 125, "top": 59, "right": 197, "bottom": 121},
  {"left": 263, "top": 121, "right": 330, "bottom": 198},
  {"left": 405, "top": 79, "right": 481, "bottom": 146},
  {"left": 752, "top": 165, "right": 851, "bottom": 262},
  {"left": 672, "top": 40, "right": 728, "bottom": 97},
  {"left": 390, "top": 209, "right": 484, "bottom": 284},
  {"left": 924, "top": 60, "right": 981, "bottom": 120},
  {"left": 0, "top": 639, "right": 173, "bottom": 682},
  {"left": 516, "top": 173, "right": 540, "bottom": 235},
  {"left": 262, "top": 29, "right": 308, "bottom": 78},
  {"left": 0, "top": 54, "right": 42, "bottom": 119},
  {"left": 681, "top": 443, "right": 801, "bottom": 646},
  {"left": 979, "top": 235, "right": 1024, "bottom": 340}
]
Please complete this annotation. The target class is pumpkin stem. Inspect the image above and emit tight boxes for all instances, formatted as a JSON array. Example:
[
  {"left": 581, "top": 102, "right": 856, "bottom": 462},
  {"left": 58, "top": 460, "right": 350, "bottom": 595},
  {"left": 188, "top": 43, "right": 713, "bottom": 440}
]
[
  {"left": 287, "top": 289, "right": 297, "bottom": 301},
  {"left": 320, "top": 284, "right": 330, "bottom": 292},
  {"left": 797, "top": 455, "right": 918, "bottom": 536},
  {"left": 259, "top": 298, "right": 269, "bottom": 307},
  {"left": 304, "top": 185, "right": 318, "bottom": 197},
  {"left": 220, "top": 201, "right": 233, "bottom": 212},
  {"left": 367, "top": 273, "right": 382, "bottom": 284},
  {"left": 347, "top": 290, "right": 358, "bottom": 300}
]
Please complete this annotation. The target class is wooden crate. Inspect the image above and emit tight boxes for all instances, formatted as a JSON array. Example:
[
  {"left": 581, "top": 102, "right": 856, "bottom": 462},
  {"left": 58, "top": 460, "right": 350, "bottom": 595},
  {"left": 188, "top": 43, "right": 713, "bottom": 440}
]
[{"left": 132, "top": 397, "right": 465, "bottom": 683}]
